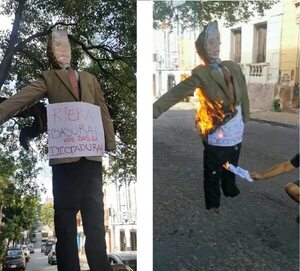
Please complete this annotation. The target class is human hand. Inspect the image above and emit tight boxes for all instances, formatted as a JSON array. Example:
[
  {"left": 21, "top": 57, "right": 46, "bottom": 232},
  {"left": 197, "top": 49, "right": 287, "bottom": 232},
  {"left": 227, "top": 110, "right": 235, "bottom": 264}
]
[
  {"left": 250, "top": 172, "right": 263, "bottom": 180},
  {"left": 223, "top": 161, "right": 230, "bottom": 170}
]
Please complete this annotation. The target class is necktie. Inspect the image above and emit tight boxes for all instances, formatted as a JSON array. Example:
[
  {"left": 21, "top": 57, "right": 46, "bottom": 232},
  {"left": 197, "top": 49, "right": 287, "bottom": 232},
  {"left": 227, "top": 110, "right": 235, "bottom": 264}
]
[
  {"left": 67, "top": 68, "right": 79, "bottom": 100},
  {"left": 219, "top": 65, "right": 235, "bottom": 104}
]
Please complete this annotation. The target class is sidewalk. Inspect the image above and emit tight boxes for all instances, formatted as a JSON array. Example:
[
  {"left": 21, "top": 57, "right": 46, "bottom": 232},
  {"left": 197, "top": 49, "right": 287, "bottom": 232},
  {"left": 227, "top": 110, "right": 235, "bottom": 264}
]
[
  {"left": 169, "top": 101, "right": 299, "bottom": 127},
  {"left": 250, "top": 110, "right": 299, "bottom": 127},
  {"left": 79, "top": 253, "right": 89, "bottom": 271}
]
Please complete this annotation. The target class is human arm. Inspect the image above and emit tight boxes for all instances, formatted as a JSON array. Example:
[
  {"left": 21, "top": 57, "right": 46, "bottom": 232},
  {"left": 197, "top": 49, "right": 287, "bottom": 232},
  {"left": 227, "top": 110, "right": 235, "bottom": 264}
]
[
  {"left": 94, "top": 76, "right": 116, "bottom": 151},
  {"left": 250, "top": 160, "right": 295, "bottom": 180},
  {"left": 153, "top": 74, "right": 201, "bottom": 118}
]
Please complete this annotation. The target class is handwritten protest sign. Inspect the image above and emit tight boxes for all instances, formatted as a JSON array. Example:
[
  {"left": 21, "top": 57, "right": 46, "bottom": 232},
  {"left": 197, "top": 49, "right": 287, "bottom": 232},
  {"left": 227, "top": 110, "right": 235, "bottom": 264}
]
[{"left": 47, "top": 102, "right": 105, "bottom": 159}]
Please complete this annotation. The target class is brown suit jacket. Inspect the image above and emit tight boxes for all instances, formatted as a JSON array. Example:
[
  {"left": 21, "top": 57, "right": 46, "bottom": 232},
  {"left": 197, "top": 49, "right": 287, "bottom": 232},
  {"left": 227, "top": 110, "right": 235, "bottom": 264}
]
[
  {"left": 0, "top": 69, "right": 116, "bottom": 165},
  {"left": 153, "top": 61, "right": 250, "bottom": 123}
]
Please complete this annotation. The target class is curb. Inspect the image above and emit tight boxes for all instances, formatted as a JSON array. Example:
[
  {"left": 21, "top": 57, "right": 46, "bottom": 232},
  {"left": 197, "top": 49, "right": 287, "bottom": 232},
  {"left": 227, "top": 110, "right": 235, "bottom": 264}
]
[{"left": 249, "top": 117, "right": 299, "bottom": 129}]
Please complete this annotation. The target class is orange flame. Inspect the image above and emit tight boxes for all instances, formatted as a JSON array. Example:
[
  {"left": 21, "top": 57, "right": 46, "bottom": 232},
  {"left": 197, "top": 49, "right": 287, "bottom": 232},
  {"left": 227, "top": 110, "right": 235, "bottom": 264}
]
[{"left": 195, "top": 88, "right": 226, "bottom": 137}]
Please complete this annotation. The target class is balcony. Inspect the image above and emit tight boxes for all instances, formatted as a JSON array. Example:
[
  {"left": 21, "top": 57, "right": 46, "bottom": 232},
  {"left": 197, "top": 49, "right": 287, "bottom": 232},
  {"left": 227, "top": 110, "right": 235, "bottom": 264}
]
[
  {"left": 109, "top": 208, "right": 137, "bottom": 225},
  {"left": 240, "top": 63, "right": 270, "bottom": 84}
]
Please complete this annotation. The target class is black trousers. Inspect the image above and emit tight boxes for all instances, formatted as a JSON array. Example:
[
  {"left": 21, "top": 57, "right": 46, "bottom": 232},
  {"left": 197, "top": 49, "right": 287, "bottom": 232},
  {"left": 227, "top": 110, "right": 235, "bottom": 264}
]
[
  {"left": 52, "top": 158, "right": 112, "bottom": 271},
  {"left": 203, "top": 142, "right": 242, "bottom": 209}
]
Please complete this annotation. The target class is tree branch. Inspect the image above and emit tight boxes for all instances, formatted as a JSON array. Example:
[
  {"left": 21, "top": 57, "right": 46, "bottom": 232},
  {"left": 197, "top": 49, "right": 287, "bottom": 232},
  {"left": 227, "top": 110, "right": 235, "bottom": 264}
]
[
  {"left": 68, "top": 36, "right": 134, "bottom": 99},
  {"left": 68, "top": 35, "right": 133, "bottom": 61},
  {"left": 14, "top": 22, "right": 78, "bottom": 53}
]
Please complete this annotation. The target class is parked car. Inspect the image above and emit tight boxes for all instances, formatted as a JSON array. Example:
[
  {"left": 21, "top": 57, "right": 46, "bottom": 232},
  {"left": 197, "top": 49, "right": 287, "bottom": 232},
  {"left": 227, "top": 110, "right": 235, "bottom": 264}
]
[
  {"left": 2, "top": 248, "right": 26, "bottom": 271},
  {"left": 107, "top": 252, "right": 137, "bottom": 271},
  {"left": 111, "top": 263, "right": 133, "bottom": 271},
  {"left": 44, "top": 240, "right": 55, "bottom": 255},
  {"left": 21, "top": 245, "right": 30, "bottom": 262},
  {"left": 47, "top": 246, "right": 57, "bottom": 265}
]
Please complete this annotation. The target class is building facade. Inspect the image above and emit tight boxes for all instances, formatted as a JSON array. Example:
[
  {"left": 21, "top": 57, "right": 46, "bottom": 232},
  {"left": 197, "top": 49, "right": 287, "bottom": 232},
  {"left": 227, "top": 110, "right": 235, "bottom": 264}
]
[
  {"left": 104, "top": 178, "right": 137, "bottom": 252},
  {"left": 277, "top": 0, "right": 300, "bottom": 110}
]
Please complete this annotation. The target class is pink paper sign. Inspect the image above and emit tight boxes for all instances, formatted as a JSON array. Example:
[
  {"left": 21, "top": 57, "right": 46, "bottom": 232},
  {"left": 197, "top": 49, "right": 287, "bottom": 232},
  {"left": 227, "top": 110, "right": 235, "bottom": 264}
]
[{"left": 47, "top": 102, "right": 105, "bottom": 158}]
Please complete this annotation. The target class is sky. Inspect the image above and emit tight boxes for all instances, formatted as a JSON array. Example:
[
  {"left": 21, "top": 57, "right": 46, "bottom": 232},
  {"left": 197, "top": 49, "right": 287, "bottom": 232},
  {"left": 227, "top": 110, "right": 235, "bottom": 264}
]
[
  {"left": 0, "top": 15, "right": 12, "bottom": 30},
  {"left": 36, "top": 157, "right": 53, "bottom": 203}
]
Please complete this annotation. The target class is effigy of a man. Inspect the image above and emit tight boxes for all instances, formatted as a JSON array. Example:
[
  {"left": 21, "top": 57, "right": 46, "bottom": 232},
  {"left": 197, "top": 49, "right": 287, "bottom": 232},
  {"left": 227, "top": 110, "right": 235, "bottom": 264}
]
[
  {"left": 0, "top": 28, "right": 116, "bottom": 271},
  {"left": 153, "top": 21, "right": 250, "bottom": 213}
]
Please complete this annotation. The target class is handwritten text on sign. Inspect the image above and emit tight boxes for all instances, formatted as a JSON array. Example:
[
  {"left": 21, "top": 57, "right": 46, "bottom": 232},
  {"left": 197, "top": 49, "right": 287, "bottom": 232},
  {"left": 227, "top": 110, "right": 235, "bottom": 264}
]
[{"left": 47, "top": 102, "right": 105, "bottom": 159}]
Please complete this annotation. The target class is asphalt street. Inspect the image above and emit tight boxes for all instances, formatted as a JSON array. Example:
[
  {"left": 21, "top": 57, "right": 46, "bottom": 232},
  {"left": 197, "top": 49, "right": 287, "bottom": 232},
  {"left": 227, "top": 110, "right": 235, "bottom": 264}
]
[
  {"left": 22, "top": 250, "right": 55, "bottom": 271},
  {"left": 153, "top": 108, "right": 299, "bottom": 271}
]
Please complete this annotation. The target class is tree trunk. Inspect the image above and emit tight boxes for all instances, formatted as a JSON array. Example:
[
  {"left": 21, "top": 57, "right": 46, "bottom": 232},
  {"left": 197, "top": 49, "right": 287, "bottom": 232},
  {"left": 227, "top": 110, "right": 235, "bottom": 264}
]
[{"left": 0, "top": 0, "right": 27, "bottom": 90}]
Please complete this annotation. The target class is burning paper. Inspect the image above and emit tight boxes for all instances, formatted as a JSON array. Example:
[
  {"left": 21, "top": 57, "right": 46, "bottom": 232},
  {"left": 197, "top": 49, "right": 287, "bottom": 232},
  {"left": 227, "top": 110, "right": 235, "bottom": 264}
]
[{"left": 223, "top": 162, "right": 253, "bottom": 182}]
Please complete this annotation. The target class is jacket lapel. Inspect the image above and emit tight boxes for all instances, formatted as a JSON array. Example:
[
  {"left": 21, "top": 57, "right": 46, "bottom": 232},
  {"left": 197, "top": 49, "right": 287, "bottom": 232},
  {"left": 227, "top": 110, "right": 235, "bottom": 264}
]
[
  {"left": 223, "top": 63, "right": 240, "bottom": 102},
  {"left": 55, "top": 69, "right": 78, "bottom": 100},
  {"left": 78, "top": 71, "right": 88, "bottom": 101},
  {"left": 209, "top": 68, "right": 231, "bottom": 100}
]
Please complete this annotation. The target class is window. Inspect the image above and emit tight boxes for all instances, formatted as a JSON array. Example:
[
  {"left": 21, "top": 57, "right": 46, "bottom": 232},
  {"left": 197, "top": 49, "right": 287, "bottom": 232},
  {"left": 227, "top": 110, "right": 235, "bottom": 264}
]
[
  {"left": 130, "top": 230, "right": 137, "bottom": 251},
  {"left": 232, "top": 28, "right": 241, "bottom": 63},
  {"left": 255, "top": 23, "right": 267, "bottom": 63},
  {"left": 167, "top": 74, "right": 176, "bottom": 91},
  {"left": 120, "top": 230, "right": 126, "bottom": 251},
  {"left": 153, "top": 74, "right": 156, "bottom": 96}
]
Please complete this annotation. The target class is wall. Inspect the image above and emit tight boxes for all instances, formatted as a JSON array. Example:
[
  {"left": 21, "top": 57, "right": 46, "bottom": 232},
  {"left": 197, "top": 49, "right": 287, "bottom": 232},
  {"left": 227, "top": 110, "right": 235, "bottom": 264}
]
[
  {"left": 247, "top": 83, "right": 276, "bottom": 111},
  {"left": 278, "top": 0, "right": 300, "bottom": 111}
]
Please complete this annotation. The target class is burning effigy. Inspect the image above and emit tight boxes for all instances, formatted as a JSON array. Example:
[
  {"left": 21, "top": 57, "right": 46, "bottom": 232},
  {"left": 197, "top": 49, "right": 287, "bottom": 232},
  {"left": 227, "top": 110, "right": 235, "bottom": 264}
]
[{"left": 153, "top": 21, "right": 250, "bottom": 213}]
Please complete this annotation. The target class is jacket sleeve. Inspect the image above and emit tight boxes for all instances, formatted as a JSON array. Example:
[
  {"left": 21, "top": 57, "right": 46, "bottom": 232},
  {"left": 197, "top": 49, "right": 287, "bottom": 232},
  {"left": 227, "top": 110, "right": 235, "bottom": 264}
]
[
  {"left": 153, "top": 74, "right": 201, "bottom": 118},
  {"left": 93, "top": 76, "right": 116, "bottom": 151},
  {"left": 0, "top": 76, "right": 47, "bottom": 125},
  {"left": 238, "top": 66, "right": 250, "bottom": 122}
]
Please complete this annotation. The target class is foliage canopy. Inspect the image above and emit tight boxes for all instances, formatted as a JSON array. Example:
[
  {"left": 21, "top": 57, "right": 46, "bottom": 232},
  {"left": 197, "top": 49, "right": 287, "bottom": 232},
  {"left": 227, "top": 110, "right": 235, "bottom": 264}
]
[
  {"left": 153, "top": 0, "right": 279, "bottom": 30},
  {"left": 0, "top": 149, "right": 41, "bottom": 259},
  {"left": 39, "top": 202, "right": 54, "bottom": 229}
]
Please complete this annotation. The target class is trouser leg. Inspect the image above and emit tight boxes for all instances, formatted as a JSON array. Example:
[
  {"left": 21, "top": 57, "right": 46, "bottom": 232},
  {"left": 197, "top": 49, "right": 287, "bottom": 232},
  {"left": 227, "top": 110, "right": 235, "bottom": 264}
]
[
  {"left": 52, "top": 159, "right": 89, "bottom": 271},
  {"left": 80, "top": 160, "right": 112, "bottom": 271},
  {"left": 203, "top": 142, "right": 224, "bottom": 209},
  {"left": 54, "top": 209, "right": 80, "bottom": 271},
  {"left": 221, "top": 143, "right": 241, "bottom": 197}
]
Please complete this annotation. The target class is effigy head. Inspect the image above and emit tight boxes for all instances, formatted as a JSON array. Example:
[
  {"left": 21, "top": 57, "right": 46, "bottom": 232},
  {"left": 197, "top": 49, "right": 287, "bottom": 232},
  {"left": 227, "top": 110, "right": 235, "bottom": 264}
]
[
  {"left": 195, "top": 21, "right": 221, "bottom": 64},
  {"left": 47, "top": 29, "right": 71, "bottom": 69}
]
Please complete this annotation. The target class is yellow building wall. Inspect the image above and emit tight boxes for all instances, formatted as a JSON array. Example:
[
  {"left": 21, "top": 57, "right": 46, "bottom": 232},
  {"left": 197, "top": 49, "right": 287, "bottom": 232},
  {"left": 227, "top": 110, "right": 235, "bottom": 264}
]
[{"left": 280, "top": 0, "right": 299, "bottom": 83}]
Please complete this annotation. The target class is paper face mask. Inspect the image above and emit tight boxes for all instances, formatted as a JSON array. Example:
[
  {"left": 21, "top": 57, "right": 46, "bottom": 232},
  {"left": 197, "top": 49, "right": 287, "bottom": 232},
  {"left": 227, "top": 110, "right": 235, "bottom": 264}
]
[
  {"left": 204, "top": 24, "right": 220, "bottom": 59},
  {"left": 204, "top": 22, "right": 220, "bottom": 60},
  {"left": 195, "top": 21, "right": 221, "bottom": 64},
  {"left": 51, "top": 30, "right": 71, "bottom": 69}
]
